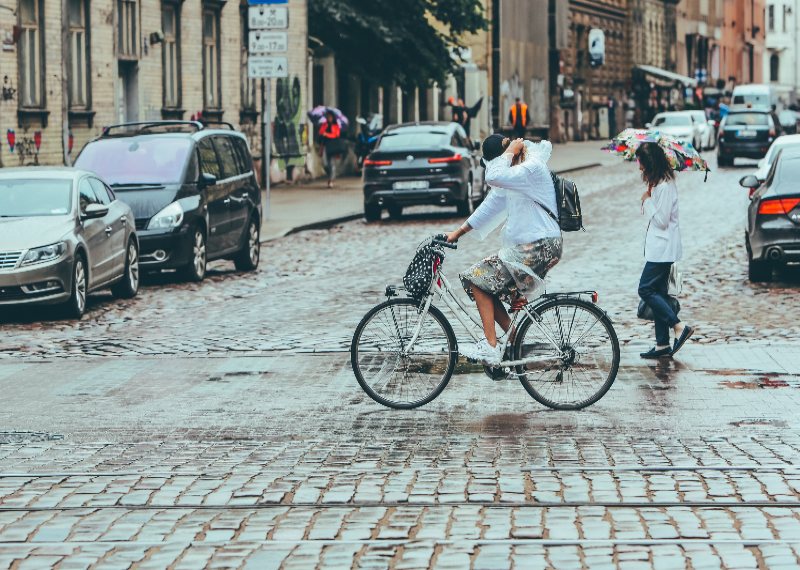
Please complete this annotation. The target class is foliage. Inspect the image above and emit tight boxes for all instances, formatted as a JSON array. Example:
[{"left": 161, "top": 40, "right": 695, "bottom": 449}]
[{"left": 309, "top": 0, "right": 488, "bottom": 89}]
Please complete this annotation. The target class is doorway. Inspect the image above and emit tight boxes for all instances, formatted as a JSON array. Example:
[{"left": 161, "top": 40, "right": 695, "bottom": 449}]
[{"left": 118, "top": 61, "right": 139, "bottom": 123}]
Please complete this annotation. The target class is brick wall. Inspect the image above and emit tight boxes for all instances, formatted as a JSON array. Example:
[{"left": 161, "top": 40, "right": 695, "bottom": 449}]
[{"left": 0, "top": 0, "right": 308, "bottom": 177}]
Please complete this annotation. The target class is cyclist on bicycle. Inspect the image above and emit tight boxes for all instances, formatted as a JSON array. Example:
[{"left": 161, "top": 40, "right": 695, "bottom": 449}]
[{"left": 445, "top": 134, "right": 562, "bottom": 365}]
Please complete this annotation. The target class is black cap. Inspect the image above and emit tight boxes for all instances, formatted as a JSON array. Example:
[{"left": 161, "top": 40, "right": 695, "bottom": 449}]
[{"left": 481, "top": 134, "right": 507, "bottom": 163}]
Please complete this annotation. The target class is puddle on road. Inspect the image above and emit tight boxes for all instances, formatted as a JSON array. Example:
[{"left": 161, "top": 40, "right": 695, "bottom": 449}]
[
  {"left": 730, "top": 419, "right": 789, "bottom": 428},
  {"left": 470, "top": 413, "right": 530, "bottom": 435},
  {"left": 717, "top": 371, "right": 794, "bottom": 389}
]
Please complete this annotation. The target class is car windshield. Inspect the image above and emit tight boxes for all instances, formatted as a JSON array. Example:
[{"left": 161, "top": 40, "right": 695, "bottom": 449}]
[
  {"left": 765, "top": 140, "right": 798, "bottom": 164},
  {"left": 654, "top": 115, "right": 691, "bottom": 126},
  {"left": 726, "top": 113, "right": 769, "bottom": 126},
  {"left": 75, "top": 137, "right": 192, "bottom": 185},
  {"left": 379, "top": 131, "right": 449, "bottom": 150},
  {"left": 0, "top": 179, "right": 73, "bottom": 217}
]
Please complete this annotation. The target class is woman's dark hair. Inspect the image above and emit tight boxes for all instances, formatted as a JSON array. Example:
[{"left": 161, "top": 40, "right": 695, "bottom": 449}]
[{"left": 635, "top": 142, "right": 674, "bottom": 187}]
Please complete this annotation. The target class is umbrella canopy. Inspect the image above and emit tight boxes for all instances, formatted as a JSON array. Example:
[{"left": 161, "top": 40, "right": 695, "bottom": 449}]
[
  {"left": 603, "top": 128, "right": 710, "bottom": 174},
  {"left": 307, "top": 106, "right": 349, "bottom": 129}
]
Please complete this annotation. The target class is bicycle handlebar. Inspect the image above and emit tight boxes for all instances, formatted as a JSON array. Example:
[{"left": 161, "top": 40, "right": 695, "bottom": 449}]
[{"left": 431, "top": 234, "right": 457, "bottom": 250}]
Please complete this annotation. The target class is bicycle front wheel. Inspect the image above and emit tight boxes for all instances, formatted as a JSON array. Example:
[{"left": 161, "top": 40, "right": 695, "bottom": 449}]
[
  {"left": 513, "top": 298, "right": 620, "bottom": 410},
  {"left": 351, "top": 298, "right": 457, "bottom": 409}
]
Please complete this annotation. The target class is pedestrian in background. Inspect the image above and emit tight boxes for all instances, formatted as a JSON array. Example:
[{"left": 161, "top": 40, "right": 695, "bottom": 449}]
[
  {"left": 319, "top": 111, "right": 342, "bottom": 188},
  {"left": 509, "top": 97, "right": 530, "bottom": 139},
  {"left": 636, "top": 142, "right": 694, "bottom": 359}
]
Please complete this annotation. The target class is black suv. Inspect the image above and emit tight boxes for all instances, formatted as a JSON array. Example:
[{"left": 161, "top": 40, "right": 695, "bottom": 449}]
[
  {"left": 717, "top": 107, "right": 782, "bottom": 167},
  {"left": 75, "top": 121, "right": 261, "bottom": 281}
]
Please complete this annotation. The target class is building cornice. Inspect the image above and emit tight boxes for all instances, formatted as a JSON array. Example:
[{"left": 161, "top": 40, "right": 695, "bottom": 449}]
[{"left": 569, "top": 0, "right": 627, "bottom": 21}]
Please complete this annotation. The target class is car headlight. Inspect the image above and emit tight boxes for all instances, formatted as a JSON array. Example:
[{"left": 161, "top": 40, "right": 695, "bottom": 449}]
[
  {"left": 147, "top": 202, "right": 184, "bottom": 230},
  {"left": 21, "top": 242, "right": 66, "bottom": 266}
]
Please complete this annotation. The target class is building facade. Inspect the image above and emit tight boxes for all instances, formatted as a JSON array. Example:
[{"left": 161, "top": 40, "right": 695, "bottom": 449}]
[
  {"left": 0, "top": 0, "right": 309, "bottom": 180},
  {"left": 763, "top": 0, "right": 798, "bottom": 106},
  {"left": 562, "top": 0, "right": 630, "bottom": 140}
]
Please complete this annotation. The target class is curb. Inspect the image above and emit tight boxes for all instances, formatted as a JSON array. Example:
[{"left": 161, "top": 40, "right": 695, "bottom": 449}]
[{"left": 261, "top": 161, "right": 604, "bottom": 244}]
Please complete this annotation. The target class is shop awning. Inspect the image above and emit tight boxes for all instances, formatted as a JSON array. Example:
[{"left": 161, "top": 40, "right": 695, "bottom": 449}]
[{"left": 635, "top": 65, "right": 697, "bottom": 88}]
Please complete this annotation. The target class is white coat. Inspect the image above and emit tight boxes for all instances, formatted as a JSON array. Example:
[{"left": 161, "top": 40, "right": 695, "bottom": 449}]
[{"left": 642, "top": 179, "right": 682, "bottom": 263}]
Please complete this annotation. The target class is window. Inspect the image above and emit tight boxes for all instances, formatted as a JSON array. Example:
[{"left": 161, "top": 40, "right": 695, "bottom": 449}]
[
  {"left": 74, "top": 137, "right": 193, "bottom": 185},
  {"left": 18, "top": 0, "right": 44, "bottom": 108},
  {"left": 233, "top": 138, "right": 252, "bottom": 173},
  {"left": 202, "top": 5, "right": 222, "bottom": 110},
  {"left": 162, "top": 2, "right": 182, "bottom": 109},
  {"left": 240, "top": 5, "right": 257, "bottom": 113},
  {"left": 768, "top": 4, "right": 775, "bottom": 31},
  {"left": 118, "top": 0, "right": 137, "bottom": 58},
  {"left": 68, "top": 0, "right": 91, "bottom": 109},
  {"left": 770, "top": 54, "right": 780, "bottom": 82},
  {"left": 78, "top": 178, "right": 100, "bottom": 213},
  {"left": 89, "top": 178, "right": 113, "bottom": 205},
  {"left": 784, "top": 5, "right": 790, "bottom": 32},
  {"left": 197, "top": 138, "right": 222, "bottom": 179},
  {"left": 214, "top": 136, "right": 239, "bottom": 179}
]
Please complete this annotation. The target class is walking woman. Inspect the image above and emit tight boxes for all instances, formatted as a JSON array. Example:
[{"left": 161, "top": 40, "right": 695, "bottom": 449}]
[
  {"left": 445, "top": 135, "right": 562, "bottom": 365},
  {"left": 636, "top": 142, "right": 694, "bottom": 358},
  {"left": 319, "top": 111, "right": 342, "bottom": 188}
]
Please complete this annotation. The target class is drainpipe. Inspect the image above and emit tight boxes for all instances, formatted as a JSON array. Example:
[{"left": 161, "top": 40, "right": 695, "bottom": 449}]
[{"left": 60, "top": 0, "right": 71, "bottom": 165}]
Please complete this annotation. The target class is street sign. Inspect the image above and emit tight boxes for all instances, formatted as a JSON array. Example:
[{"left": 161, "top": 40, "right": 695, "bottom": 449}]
[
  {"left": 248, "top": 55, "right": 288, "bottom": 78},
  {"left": 248, "top": 5, "right": 289, "bottom": 29},
  {"left": 248, "top": 31, "right": 288, "bottom": 53}
]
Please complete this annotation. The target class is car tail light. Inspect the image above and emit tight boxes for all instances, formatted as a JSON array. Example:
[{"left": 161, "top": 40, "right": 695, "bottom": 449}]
[
  {"left": 428, "top": 153, "right": 462, "bottom": 164},
  {"left": 363, "top": 159, "right": 392, "bottom": 167},
  {"left": 758, "top": 198, "right": 800, "bottom": 215}
]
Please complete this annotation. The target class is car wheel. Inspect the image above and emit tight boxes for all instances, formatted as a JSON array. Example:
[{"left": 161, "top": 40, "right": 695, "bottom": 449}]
[
  {"left": 748, "top": 257, "right": 773, "bottom": 282},
  {"left": 111, "top": 238, "right": 140, "bottom": 299},
  {"left": 388, "top": 205, "right": 403, "bottom": 220},
  {"left": 364, "top": 204, "right": 381, "bottom": 222},
  {"left": 456, "top": 179, "right": 474, "bottom": 217},
  {"left": 180, "top": 227, "right": 207, "bottom": 282},
  {"left": 233, "top": 217, "right": 260, "bottom": 272},
  {"left": 64, "top": 255, "right": 88, "bottom": 319}
]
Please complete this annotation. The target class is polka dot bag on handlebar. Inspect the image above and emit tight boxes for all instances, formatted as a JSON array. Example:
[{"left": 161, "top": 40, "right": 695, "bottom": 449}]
[{"left": 403, "top": 242, "right": 444, "bottom": 300}]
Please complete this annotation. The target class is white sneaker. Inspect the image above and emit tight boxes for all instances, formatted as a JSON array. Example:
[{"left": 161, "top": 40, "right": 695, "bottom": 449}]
[{"left": 460, "top": 338, "right": 503, "bottom": 366}]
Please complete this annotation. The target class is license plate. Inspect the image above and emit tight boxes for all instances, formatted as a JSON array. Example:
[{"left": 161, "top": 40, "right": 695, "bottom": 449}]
[
  {"left": 737, "top": 129, "right": 757, "bottom": 138},
  {"left": 393, "top": 180, "right": 429, "bottom": 190}
]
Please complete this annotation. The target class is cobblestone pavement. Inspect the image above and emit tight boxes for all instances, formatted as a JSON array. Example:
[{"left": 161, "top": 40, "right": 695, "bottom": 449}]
[{"left": 1, "top": 154, "right": 800, "bottom": 568}]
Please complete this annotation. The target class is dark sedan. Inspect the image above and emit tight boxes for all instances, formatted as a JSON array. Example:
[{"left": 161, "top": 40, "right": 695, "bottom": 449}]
[
  {"left": 362, "top": 122, "right": 485, "bottom": 221},
  {"left": 741, "top": 148, "right": 800, "bottom": 282},
  {"left": 718, "top": 107, "right": 782, "bottom": 167}
]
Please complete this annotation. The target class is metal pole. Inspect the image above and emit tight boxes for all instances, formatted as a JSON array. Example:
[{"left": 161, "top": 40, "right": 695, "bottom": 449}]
[
  {"left": 265, "top": 77, "right": 272, "bottom": 221},
  {"left": 260, "top": 78, "right": 267, "bottom": 216}
]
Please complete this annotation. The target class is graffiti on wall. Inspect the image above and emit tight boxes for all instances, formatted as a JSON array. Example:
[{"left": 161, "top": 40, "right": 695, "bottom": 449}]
[
  {"left": 7, "top": 129, "right": 42, "bottom": 166},
  {"left": 273, "top": 76, "right": 306, "bottom": 168}
]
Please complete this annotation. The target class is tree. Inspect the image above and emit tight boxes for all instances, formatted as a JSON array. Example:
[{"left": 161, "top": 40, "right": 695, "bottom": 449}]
[{"left": 309, "top": 0, "right": 488, "bottom": 89}]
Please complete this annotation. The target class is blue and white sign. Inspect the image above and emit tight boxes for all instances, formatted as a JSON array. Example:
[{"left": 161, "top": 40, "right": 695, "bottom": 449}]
[
  {"left": 249, "top": 6, "right": 289, "bottom": 29},
  {"left": 249, "top": 0, "right": 288, "bottom": 5}
]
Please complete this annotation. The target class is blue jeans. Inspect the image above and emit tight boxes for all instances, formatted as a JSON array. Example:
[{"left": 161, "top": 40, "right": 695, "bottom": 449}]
[{"left": 638, "top": 261, "right": 680, "bottom": 346}]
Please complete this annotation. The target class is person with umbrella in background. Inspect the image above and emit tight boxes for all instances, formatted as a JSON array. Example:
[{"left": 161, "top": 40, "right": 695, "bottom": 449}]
[
  {"left": 604, "top": 130, "right": 707, "bottom": 359},
  {"left": 319, "top": 110, "right": 343, "bottom": 188}
]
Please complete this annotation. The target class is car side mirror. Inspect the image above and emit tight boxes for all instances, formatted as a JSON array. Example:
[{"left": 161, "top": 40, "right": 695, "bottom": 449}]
[
  {"left": 81, "top": 203, "right": 109, "bottom": 220},
  {"left": 739, "top": 175, "right": 760, "bottom": 189},
  {"left": 200, "top": 172, "right": 217, "bottom": 187},
  {"left": 645, "top": 122, "right": 652, "bottom": 129}
]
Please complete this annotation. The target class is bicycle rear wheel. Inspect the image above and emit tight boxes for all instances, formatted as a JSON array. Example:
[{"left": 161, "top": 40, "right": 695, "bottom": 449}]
[
  {"left": 351, "top": 297, "right": 457, "bottom": 409},
  {"left": 513, "top": 297, "right": 619, "bottom": 410}
]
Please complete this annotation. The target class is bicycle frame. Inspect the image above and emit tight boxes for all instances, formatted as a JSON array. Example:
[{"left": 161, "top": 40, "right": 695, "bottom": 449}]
[{"left": 401, "top": 263, "right": 568, "bottom": 369}]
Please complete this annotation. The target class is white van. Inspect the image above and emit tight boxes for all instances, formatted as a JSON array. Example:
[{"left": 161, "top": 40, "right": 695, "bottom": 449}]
[{"left": 731, "top": 84, "right": 779, "bottom": 110}]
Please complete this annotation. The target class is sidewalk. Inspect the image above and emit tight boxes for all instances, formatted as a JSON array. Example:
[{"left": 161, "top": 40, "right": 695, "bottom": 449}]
[{"left": 261, "top": 140, "right": 616, "bottom": 242}]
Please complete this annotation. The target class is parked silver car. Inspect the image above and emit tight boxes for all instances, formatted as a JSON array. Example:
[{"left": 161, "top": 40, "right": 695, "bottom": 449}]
[{"left": 0, "top": 168, "right": 139, "bottom": 318}]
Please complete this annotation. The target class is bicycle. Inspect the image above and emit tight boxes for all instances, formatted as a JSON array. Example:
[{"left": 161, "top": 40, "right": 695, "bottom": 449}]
[{"left": 351, "top": 235, "right": 620, "bottom": 410}]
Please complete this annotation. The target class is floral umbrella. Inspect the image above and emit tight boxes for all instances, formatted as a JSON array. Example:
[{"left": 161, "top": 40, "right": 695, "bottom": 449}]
[
  {"left": 603, "top": 128, "right": 710, "bottom": 176},
  {"left": 307, "top": 106, "right": 349, "bottom": 129}
]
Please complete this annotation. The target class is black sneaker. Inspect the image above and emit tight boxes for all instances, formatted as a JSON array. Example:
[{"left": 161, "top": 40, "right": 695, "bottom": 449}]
[
  {"left": 640, "top": 346, "right": 672, "bottom": 359},
  {"left": 672, "top": 326, "right": 695, "bottom": 356}
]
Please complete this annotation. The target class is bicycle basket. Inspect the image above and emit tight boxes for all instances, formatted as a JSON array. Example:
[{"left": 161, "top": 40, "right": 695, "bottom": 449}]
[{"left": 403, "top": 245, "right": 443, "bottom": 299}]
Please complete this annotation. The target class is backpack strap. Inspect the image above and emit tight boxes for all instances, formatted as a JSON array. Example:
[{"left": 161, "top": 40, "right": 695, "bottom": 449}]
[{"left": 532, "top": 199, "right": 559, "bottom": 225}]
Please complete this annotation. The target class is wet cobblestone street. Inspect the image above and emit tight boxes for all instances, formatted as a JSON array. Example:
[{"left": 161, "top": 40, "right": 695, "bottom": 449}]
[{"left": 1, "top": 156, "right": 800, "bottom": 568}]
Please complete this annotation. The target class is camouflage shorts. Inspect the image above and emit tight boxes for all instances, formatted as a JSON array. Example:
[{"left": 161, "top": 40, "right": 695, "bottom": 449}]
[{"left": 459, "top": 238, "right": 563, "bottom": 302}]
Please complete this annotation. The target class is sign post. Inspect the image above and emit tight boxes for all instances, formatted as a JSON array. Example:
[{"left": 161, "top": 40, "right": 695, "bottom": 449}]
[{"left": 248, "top": 0, "right": 289, "bottom": 222}]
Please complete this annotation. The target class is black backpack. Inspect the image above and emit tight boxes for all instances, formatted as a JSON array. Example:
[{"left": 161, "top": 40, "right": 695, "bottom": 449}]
[
  {"left": 403, "top": 245, "right": 443, "bottom": 299},
  {"left": 533, "top": 172, "right": 584, "bottom": 232}
]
